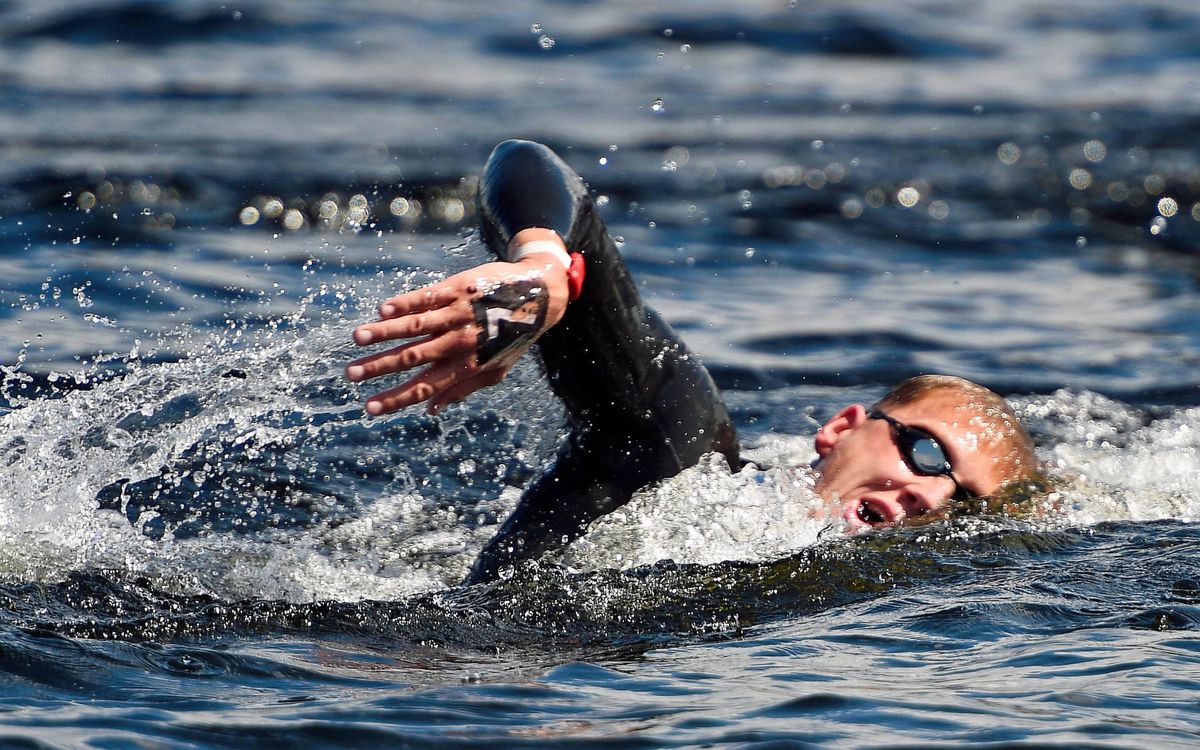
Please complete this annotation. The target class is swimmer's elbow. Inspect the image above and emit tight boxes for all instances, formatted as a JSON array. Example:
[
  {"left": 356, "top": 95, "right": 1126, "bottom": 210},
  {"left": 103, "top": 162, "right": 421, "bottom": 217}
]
[{"left": 479, "top": 140, "right": 584, "bottom": 252}]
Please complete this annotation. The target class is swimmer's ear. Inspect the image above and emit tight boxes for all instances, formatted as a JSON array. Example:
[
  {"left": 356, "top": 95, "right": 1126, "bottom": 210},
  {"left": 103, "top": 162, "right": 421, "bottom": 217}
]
[{"left": 814, "top": 404, "right": 869, "bottom": 458}]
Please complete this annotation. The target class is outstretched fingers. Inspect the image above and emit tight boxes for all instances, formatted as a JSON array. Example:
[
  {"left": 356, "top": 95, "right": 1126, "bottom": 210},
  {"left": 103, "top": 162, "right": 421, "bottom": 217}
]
[
  {"left": 346, "top": 326, "right": 477, "bottom": 383},
  {"left": 379, "top": 281, "right": 464, "bottom": 319},
  {"left": 363, "top": 355, "right": 480, "bottom": 415},
  {"left": 347, "top": 258, "right": 569, "bottom": 415},
  {"left": 352, "top": 299, "right": 473, "bottom": 347}
]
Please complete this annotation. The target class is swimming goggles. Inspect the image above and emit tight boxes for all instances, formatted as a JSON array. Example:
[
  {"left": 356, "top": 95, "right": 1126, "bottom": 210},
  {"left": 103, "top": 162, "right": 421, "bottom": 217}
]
[{"left": 868, "top": 410, "right": 974, "bottom": 502}]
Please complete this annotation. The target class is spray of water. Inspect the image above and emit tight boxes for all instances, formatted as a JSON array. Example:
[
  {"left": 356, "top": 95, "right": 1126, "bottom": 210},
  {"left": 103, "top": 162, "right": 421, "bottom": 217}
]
[
  {"left": 1, "top": 275, "right": 1194, "bottom": 605},
  {"left": 0, "top": 268, "right": 565, "bottom": 603}
]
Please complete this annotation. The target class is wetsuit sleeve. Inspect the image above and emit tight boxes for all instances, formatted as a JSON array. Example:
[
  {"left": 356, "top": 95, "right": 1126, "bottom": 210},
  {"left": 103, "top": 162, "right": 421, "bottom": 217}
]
[{"left": 464, "top": 140, "right": 739, "bottom": 585}]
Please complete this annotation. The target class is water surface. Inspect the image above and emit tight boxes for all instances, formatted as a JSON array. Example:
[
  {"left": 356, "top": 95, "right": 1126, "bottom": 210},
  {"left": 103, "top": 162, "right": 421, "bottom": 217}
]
[{"left": 1, "top": 0, "right": 1199, "bottom": 747}]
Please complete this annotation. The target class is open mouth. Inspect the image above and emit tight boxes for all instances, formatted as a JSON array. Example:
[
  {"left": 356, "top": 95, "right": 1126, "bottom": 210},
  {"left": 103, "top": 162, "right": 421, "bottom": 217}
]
[{"left": 857, "top": 499, "right": 888, "bottom": 525}]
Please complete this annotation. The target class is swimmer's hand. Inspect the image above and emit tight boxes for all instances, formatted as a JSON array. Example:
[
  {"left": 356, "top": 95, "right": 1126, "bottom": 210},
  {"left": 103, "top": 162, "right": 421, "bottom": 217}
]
[{"left": 346, "top": 235, "right": 570, "bottom": 416}]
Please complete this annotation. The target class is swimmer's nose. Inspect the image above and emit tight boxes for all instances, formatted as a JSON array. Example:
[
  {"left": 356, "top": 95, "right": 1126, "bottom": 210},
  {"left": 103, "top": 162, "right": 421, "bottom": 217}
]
[{"left": 899, "top": 478, "right": 953, "bottom": 520}]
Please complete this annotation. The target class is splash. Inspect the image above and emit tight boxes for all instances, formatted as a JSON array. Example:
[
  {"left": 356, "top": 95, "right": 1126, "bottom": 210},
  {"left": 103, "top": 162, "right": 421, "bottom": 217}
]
[
  {"left": 561, "top": 390, "right": 1200, "bottom": 574},
  {"left": 559, "top": 438, "right": 835, "bottom": 571},
  {"left": 1019, "top": 389, "right": 1200, "bottom": 525},
  {"left": 2, "top": 294, "right": 1195, "bottom": 608},
  {"left": 0, "top": 280, "right": 565, "bottom": 603}
]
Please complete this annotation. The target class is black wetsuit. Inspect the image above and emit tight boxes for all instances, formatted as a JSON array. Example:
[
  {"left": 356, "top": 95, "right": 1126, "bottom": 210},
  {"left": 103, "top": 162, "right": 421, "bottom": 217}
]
[{"left": 465, "top": 140, "right": 739, "bottom": 585}]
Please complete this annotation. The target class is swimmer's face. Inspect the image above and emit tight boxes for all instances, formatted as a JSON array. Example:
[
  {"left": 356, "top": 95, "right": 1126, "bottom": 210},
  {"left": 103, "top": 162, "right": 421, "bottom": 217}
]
[{"left": 812, "top": 392, "right": 1019, "bottom": 530}]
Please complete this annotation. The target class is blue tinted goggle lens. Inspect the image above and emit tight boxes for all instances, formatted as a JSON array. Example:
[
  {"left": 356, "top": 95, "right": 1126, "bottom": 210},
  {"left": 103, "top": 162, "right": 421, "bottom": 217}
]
[
  {"left": 907, "top": 435, "right": 950, "bottom": 474},
  {"left": 868, "top": 410, "right": 952, "bottom": 476}
]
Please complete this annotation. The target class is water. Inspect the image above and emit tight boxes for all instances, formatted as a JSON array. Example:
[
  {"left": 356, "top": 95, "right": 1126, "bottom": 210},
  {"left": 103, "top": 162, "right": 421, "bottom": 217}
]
[{"left": 1, "top": 0, "right": 1199, "bottom": 746}]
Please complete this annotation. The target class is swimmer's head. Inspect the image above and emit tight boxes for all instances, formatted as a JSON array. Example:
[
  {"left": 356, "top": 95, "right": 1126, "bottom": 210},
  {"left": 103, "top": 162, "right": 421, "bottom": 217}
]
[
  {"left": 873, "top": 375, "right": 1038, "bottom": 488},
  {"left": 812, "top": 375, "right": 1040, "bottom": 530}
]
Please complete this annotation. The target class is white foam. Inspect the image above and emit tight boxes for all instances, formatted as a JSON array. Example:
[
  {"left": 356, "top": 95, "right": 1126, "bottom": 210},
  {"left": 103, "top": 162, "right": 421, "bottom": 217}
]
[
  {"left": 562, "top": 390, "right": 1200, "bottom": 574},
  {"left": 558, "top": 438, "right": 838, "bottom": 572},
  {"left": 0, "top": 279, "right": 559, "bottom": 602},
  {"left": 1022, "top": 390, "right": 1200, "bottom": 525},
  {"left": 3, "top": 319, "right": 1196, "bottom": 604}
]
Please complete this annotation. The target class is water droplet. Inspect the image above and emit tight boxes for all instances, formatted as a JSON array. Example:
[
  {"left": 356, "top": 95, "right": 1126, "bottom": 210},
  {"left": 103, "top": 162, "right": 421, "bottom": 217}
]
[
  {"left": 1075, "top": 236, "right": 1088, "bottom": 247},
  {"left": 317, "top": 199, "right": 339, "bottom": 220},
  {"left": 1083, "top": 140, "right": 1107, "bottom": 162},
  {"left": 896, "top": 186, "right": 920, "bottom": 208},
  {"left": 1107, "top": 181, "right": 1130, "bottom": 202},
  {"left": 538, "top": 34, "right": 555, "bottom": 50},
  {"left": 680, "top": 43, "right": 691, "bottom": 53},
  {"left": 651, "top": 98, "right": 664, "bottom": 112},
  {"left": 997, "top": 142, "right": 1021, "bottom": 165},
  {"left": 839, "top": 198, "right": 864, "bottom": 219},
  {"left": 530, "top": 23, "right": 542, "bottom": 33},
  {"left": 389, "top": 197, "right": 410, "bottom": 217},
  {"left": 1158, "top": 197, "right": 1178, "bottom": 217}
]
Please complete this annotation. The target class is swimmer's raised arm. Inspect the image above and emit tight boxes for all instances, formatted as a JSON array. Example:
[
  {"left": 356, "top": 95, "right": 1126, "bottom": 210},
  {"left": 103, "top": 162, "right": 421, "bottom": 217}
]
[
  {"left": 349, "top": 139, "right": 737, "bottom": 583},
  {"left": 346, "top": 228, "right": 570, "bottom": 416}
]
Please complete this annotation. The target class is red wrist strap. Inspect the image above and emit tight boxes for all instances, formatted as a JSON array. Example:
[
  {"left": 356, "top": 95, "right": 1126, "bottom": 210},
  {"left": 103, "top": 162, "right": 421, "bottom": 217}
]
[{"left": 567, "top": 252, "right": 585, "bottom": 302}]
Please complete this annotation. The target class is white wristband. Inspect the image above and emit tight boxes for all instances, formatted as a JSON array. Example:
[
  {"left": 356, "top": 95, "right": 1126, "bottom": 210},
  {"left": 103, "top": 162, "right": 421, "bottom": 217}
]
[{"left": 508, "top": 239, "right": 571, "bottom": 269}]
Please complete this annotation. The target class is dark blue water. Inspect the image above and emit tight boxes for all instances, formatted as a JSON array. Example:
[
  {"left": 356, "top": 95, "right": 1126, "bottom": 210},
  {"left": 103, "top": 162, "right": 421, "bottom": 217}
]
[{"left": 1, "top": 0, "right": 1199, "bottom": 747}]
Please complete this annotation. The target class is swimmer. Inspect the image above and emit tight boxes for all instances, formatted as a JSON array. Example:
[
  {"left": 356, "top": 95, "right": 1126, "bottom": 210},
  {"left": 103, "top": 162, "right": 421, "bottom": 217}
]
[{"left": 346, "top": 140, "right": 1039, "bottom": 584}]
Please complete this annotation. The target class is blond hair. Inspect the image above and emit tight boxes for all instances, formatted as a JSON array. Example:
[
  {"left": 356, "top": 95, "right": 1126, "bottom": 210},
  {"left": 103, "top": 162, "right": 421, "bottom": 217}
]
[{"left": 873, "top": 374, "right": 1039, "bottom": 497}]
